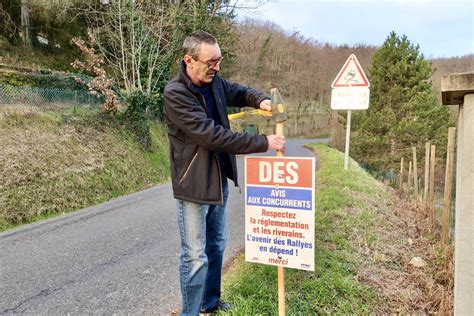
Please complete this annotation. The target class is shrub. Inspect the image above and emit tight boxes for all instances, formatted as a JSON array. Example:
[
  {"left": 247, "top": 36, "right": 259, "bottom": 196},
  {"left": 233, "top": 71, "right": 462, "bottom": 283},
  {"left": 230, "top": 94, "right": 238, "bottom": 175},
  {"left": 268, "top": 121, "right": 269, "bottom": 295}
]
[{"left": 121, "top": 90, "right": 164, "bottom": 149}]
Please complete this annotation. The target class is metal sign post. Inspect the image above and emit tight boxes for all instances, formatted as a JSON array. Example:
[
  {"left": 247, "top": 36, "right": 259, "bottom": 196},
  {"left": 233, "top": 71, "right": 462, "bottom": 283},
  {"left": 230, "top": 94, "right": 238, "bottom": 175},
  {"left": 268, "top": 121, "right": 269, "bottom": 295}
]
[{"left": 344, "top": 110, "right": 352, "bottom": 170}]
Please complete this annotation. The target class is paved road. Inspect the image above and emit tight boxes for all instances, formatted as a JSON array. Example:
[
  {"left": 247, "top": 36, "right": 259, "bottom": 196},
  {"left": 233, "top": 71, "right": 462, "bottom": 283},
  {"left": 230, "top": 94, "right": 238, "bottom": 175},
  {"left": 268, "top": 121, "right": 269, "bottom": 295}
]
[{"left": 0, "top": 139, "right": 327, "bottom": 315}]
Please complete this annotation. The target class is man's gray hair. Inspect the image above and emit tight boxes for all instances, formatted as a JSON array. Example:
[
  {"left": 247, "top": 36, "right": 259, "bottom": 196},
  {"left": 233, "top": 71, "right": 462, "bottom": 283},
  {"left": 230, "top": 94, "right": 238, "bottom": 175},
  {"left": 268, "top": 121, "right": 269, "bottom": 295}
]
[{"left": 183, "top": 31, "right": 217, "bottom": 57}]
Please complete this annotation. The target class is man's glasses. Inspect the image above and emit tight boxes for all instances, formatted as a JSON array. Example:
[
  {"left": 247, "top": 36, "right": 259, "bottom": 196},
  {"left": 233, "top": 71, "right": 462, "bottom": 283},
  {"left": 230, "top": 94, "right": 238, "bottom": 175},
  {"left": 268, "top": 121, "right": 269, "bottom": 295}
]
[{"left": 193, "top": 56, "right": 224, "bottom": 69}]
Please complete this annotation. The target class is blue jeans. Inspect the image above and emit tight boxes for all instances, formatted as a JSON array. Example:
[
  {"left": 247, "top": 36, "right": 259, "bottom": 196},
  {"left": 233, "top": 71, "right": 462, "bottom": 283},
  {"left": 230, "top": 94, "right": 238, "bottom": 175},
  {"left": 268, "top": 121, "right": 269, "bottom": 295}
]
[{"left": 176, "top": 179, "right": 229, "bottom": 316}]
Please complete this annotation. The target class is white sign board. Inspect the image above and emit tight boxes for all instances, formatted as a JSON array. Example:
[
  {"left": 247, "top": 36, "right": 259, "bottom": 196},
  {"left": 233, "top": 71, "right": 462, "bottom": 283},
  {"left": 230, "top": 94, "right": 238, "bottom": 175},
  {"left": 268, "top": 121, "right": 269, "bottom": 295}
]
[
  {"left": 245, "top": 156, "right": 315, "bottom": 271},
  {"left": 331, "top": 54, "right": 370, "bottom": 110},
  {"left": 331, "top": 87, "right": 370, "bottom": 110}
]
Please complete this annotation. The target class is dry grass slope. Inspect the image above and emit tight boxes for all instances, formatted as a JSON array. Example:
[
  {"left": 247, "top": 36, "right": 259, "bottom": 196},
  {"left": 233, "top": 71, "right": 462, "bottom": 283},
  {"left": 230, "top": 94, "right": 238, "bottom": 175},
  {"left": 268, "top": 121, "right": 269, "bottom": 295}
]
[
  {"left": 219, "top": 143, "right": 453, "bottom": 314},
  {"left": 314, "top": 144, "right": 454, "bottom": 313},
  {"left": 0, "top": 106, "right": 170, "bottom": 230},
  {"left": 356, "top": 193, "right": 454, "bottom": 313}
]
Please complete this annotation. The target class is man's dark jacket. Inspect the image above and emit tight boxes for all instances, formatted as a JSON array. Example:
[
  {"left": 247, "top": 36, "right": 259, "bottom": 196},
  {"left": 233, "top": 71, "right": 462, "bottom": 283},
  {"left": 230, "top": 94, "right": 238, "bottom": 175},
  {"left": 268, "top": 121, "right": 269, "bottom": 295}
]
[{"left": 163, "top": 62, "right": 269, "bottom": 205}]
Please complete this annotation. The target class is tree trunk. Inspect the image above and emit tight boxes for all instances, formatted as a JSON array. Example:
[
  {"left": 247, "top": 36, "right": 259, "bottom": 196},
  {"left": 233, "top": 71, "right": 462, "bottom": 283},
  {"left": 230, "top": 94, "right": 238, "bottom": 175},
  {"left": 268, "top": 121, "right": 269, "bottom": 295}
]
[{"left": 21, "top": 0, "right": 32, "bottom": 49}]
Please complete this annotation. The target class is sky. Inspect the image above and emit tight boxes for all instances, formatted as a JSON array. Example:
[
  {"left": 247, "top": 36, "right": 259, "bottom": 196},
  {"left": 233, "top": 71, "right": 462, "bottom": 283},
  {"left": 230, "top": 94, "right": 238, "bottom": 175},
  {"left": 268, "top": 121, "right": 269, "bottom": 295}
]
[{"left": 235, "top": 0, "right": 473, "bottom": 58}]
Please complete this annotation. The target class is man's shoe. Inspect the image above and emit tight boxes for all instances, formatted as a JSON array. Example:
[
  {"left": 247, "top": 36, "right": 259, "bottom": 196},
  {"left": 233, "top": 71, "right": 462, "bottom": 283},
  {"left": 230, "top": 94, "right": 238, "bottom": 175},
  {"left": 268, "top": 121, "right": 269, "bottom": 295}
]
[{"left": 200, "top": 299, "right": 232, "bottom": 314}]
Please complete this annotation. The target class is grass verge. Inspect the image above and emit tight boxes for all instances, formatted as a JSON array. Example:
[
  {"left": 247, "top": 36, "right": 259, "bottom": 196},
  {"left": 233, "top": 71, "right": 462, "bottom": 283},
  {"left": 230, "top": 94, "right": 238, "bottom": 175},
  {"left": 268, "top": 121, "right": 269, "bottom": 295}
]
[
  {"left": 220, "top": 143, "right": 453, "bottom": 314},
  {"left": 0, "top": 106, "right": 170, "bottom": 231},
  {"left": 220, "top": 144, "right": 386, "bottom": 314}
]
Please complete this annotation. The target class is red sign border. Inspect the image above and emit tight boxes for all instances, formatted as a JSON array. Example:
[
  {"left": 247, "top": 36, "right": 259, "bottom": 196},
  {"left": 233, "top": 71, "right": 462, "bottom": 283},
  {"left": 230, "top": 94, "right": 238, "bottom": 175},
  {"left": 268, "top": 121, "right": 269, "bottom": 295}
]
[{"left": 331, "top": 54, "right": 370, "bottom": 88}]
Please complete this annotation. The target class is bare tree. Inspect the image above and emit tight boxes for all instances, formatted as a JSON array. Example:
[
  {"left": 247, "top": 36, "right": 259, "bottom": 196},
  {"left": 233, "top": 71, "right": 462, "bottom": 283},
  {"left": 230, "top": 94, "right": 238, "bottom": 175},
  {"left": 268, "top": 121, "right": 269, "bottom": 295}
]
[
  {"left": 78, "top": 0, "right": 183, "bottom": 95},
  {"left": 76, "top": 0, "right": 241, "bottom": 95},
  {"left": 0, "top": 3, "right": 18, "bottom": 41}
]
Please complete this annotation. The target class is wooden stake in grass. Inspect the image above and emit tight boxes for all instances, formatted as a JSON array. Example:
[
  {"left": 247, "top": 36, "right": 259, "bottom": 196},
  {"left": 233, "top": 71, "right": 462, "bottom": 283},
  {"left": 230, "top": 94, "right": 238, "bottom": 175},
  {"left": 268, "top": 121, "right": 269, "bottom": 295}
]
[
  {"left": 412, "top": 147, "right": 419, "bottom": 197},
  {"left": 423, "top": 141, "right": 431, "bottom": 217},
  {"left": 272, "top": 88, "right": 288, "bottom": 316},
  {"left": 442, "top": 128, "right": 456, "bottom": 247},
  {"left": 408, "top": 161, "right": 412, "bottom": 193},
  {"left": 399, "top": 157, "right": 404, "bottom": 191},
  {"left": 428, "top": 145, "right": 436, "bottom": 233},
  {"left": 276, "top": 122, "right": 286, "bottom": 316}
]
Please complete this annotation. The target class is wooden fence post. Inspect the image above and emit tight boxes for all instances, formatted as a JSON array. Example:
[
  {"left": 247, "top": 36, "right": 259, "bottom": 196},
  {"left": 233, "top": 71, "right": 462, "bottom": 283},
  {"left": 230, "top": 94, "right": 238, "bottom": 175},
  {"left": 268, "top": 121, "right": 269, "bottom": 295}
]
[
  {"left": 413, "top": 147, "right": 419, "bottom": 197},
  {"left": 423, "top": 141, "right": 431, "bottom": 216},
  {"left": 408, "top": 161, "right": 412, "bottom": 193},
  {"left": 399, "top": 157, "right": 404, "bottom": 190},
  {"left": 428, "top": 145, "right": 436, "bottom": 233},
  {"left": 442, "top": 127, "right": 456, "bottom": 247}
]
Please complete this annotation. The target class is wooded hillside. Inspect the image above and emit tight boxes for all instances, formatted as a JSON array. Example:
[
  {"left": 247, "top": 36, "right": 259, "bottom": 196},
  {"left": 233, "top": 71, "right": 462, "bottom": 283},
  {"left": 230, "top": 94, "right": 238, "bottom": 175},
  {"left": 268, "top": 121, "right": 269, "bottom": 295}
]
[
  {"left": 230, "top": 19, "right": 473, "bottom": 107},
  {"left": 1, "top": 1, "right": 472, "bottom": 104},
  {"left": 230, "top": 19, "right": 376, "bottom": 107}
]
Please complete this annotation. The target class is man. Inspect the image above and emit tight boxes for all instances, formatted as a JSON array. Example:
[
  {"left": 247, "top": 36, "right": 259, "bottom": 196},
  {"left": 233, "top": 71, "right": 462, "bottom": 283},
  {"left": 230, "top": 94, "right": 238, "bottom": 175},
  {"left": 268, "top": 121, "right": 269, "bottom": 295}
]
[{"left": 163, "top": 31, "right": 285, "bottom": 316}]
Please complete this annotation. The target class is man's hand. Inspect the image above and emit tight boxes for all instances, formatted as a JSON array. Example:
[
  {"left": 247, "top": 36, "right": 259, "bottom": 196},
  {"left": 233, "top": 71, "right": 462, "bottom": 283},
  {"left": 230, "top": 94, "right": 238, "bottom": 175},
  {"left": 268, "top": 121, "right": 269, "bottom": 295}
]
[
  {"left": 259, "top": 99, "right": 271, "bottom": 111},
  {"left": 260, "top": 100, "right": 285, "bottom": 151},
  {"left": 266, "top": 135, "right": 285, "bottom": 151}
]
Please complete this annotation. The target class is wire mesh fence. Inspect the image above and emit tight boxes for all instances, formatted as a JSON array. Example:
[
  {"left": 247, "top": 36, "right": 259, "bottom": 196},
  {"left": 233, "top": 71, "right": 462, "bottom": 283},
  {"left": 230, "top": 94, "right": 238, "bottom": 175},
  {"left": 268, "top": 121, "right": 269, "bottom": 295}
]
[{"left": 0, "top": 84, "right": 103, "bottom": 109}]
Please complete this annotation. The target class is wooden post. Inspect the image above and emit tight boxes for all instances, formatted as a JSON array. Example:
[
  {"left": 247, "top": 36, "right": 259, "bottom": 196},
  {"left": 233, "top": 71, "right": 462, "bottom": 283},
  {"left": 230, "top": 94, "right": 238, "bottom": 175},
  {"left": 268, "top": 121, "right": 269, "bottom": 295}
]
[
  {"left": 276, "top": 122, "right": 286, "bottom": 316},
  {"left": 399, "top": 157, "right": 404, "bottom": 191},
  {"left": 277, "top": 265, "right": 285, "bottom": 316},
  {"left": 21, "top": 0, "right": 32, "bottom": 49},
  {"left": 442, "top": 128, "right": 456, "bottom": 247},
  {"left": 428, "top": 145, "right": 436, "bottom": 233},
  {"left": 273, "top": 88, "right": 286, "bottom": 316},
  {"left": 412, "top": 147, "right": 419, "bottom": 197},
  {"left": 276, "top": 125, "right": 284, "bottom": 154},
  {"left": 408, "top": 161, "right": 412, "bottom": 193},
  {"left": 423, "top": 141, "right": 431, "bottom": 216}
]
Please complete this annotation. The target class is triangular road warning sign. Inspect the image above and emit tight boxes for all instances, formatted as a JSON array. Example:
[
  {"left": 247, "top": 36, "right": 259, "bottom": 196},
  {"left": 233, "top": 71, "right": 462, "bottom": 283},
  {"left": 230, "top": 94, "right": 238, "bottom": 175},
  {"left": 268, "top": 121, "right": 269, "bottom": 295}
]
[{"left": 331, "top": 54, "right": 370, "bottom": 88}]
